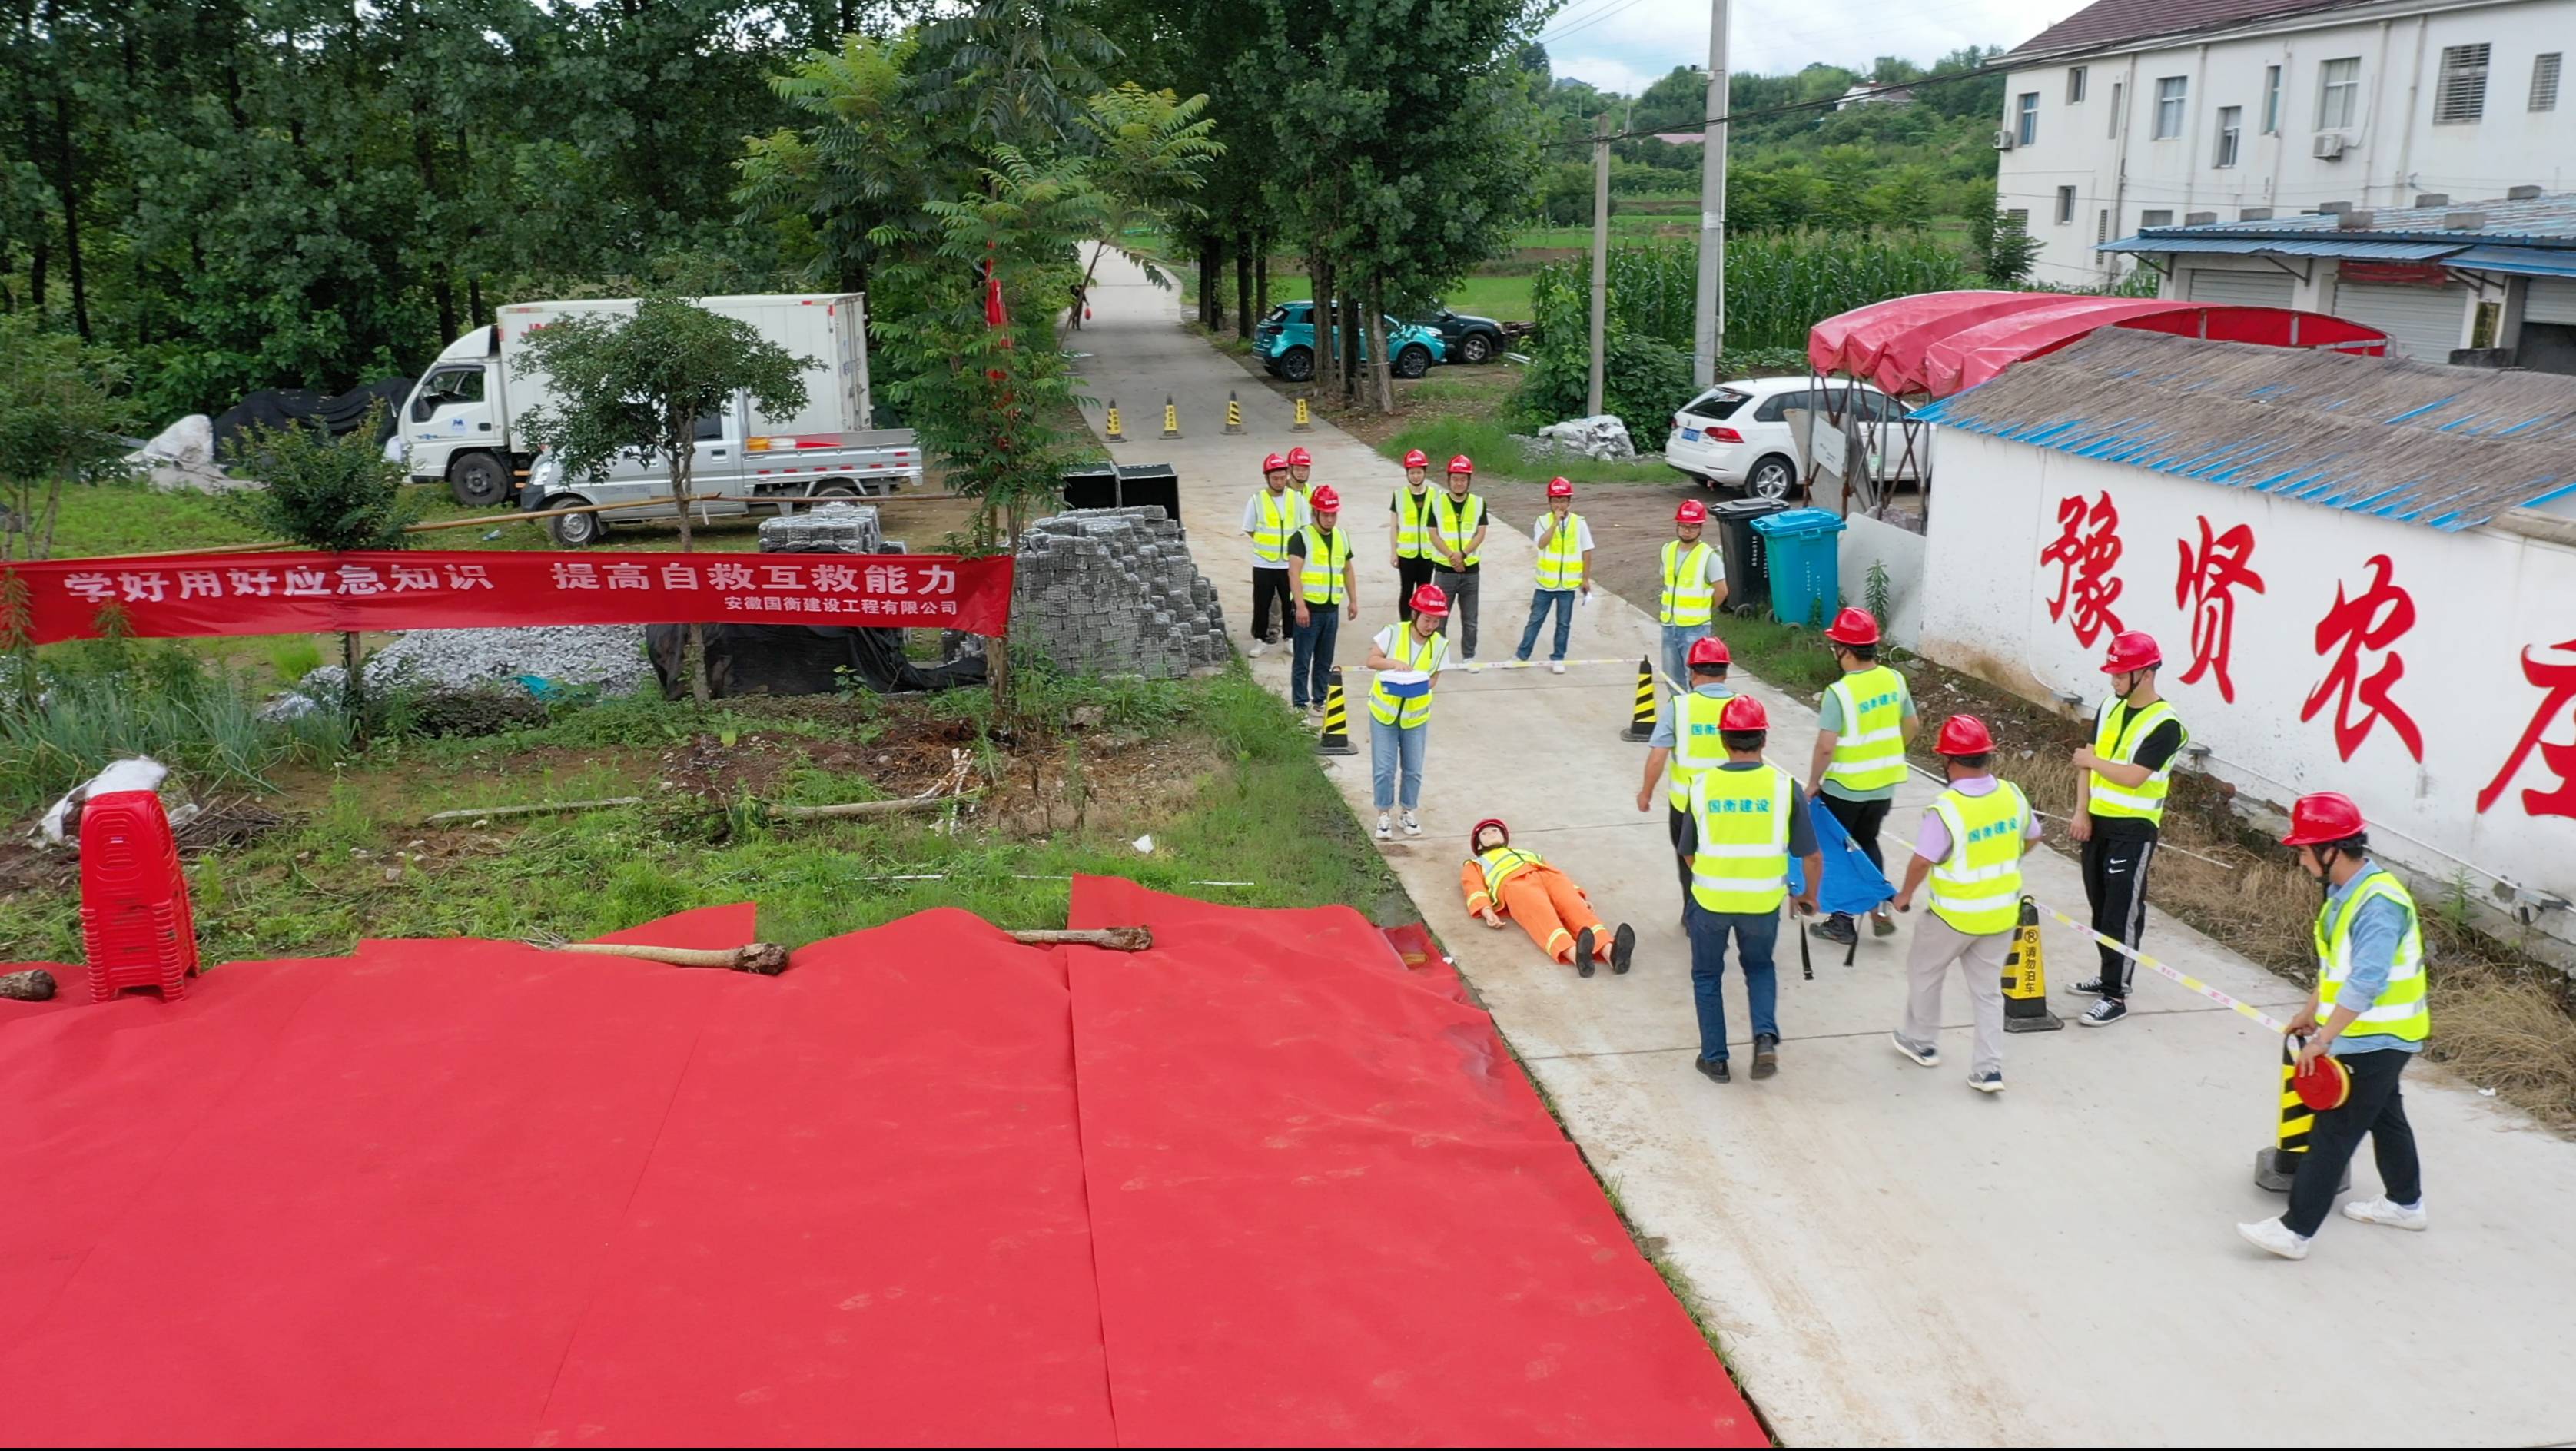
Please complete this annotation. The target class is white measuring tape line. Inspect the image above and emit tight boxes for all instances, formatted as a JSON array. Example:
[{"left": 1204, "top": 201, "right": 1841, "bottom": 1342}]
[
  {"left": 1338, "top": 656, "right": 1641, "bottom": 672},
  {"left": 1898, "top": 759, "right": 2234, "bottom": 870}
]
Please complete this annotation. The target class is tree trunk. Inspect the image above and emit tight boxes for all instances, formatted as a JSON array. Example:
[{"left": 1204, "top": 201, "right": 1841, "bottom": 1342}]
[
  {"left": 1367, "top": 286, "right": 1394, "bottom": 414},
  {"left": 1255, "top": 247, "right": 1268, "bottom": 319},
  {"left": 1312, "top": 257, "right": 1336, "bottom": 400},
  {"left": 669, "top": 413, "right": 709, "bottom": 704},
  {"left": 1339, "top": 294, "right": 1362, "bottom": 402},
  {"left": 1234, "top": 234, "right": 1253, "bottom": 340},
  {"left": 340, "top": 629, "right": 364, "bottom": 719},
  {"left": 49, "top": 86, "right": 88, "bottom": 340},
  {"left": 1197, "top": 236, "right": 1220, "bottom": 331}
]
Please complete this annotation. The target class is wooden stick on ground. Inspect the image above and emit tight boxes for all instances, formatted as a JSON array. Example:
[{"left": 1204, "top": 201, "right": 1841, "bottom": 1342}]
[
  {"left": 766, "top": 792, "right": 981, "bottom": 821},
  {"left": 545, "top": 941, "right": 792, "bottom": 975},
  {"left": 423, "top": 797, "right": 643, "bottom": 826},
  {"left": 1006, "top": 927, "right": 1153, "bottom": 951}
]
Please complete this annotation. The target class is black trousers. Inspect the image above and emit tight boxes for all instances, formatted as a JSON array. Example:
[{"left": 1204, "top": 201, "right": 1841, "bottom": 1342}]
[
  {"left": 1668, "top": 802, "right": 1692, "bottom": 898},
  {"left": 1250, "top": 568, "right": 1294, "bottom": 643},
  {"left": 1396, "top": 555, "right": 1436, "bottom": 619},
  {"left": 1816, "top": 791, "right": 1891, "bottom": 917},
  {"left": 2081, "top": 829, "right": 2157, "bottom": 998},
  {"left": 2285, "top": 1048, "right": 2422, "bottom": 1237}
]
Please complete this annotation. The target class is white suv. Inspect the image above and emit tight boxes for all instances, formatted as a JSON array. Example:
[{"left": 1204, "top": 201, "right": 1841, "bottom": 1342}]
[{"left": 1664, "top": 377, "right": 1914, "bottom": 501}]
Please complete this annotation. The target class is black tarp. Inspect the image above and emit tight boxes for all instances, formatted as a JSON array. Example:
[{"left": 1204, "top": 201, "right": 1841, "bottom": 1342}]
[
  {"left": 212, "top": 377, "right": 413, "bottom": 450},
  {"left": 644, "top": 623, "right": 987, "bottom": 699}
]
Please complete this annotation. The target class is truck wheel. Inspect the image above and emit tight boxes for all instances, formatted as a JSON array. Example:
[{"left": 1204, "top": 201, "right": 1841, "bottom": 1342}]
[
  {"left": 1458, "top": 333, "right": 1494, "bottom": 364},
  {"left": 1278, "top": 346, "right": 1314, "bottom": 382},
  {"left": 1394, "top": 345, "right": 1432, "bottom": 380},
  {"left": 549, "top": 499, "right": 606, "bottom": 547},
  {"left": 448, "top": 451, "right": 509, "bottom": 507},
  {"left": 789, "top": 481, "right": 868, "bottom": 512}
]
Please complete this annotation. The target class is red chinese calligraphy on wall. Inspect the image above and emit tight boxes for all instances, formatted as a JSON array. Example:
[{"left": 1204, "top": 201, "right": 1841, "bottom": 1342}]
[
  {"left": 2039, "top": 492, "right": 2125, "bottom": 647},
  {"left": 2172, "top": 516, "right": 2265, "bottom": 703},
  {"left": 2299, "top": 555, "right": 2424, "bottom": 762},
  {"left": 2478, "top": 638, "right": 2576, "bottom": 819}
]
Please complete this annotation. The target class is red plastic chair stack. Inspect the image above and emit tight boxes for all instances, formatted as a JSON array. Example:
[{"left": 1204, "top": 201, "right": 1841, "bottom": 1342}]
[{"left": 78, "top": 788, "right": 201, "bottom": 1001}]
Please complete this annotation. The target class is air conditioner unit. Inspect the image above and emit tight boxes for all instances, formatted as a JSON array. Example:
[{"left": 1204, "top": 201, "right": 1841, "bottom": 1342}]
[
  {"left": 1993, "top": 129, "right": 2017, "bottom": 151},
  {"left": 2312, "top": 132, "right": 2348, "bottom": 160}
]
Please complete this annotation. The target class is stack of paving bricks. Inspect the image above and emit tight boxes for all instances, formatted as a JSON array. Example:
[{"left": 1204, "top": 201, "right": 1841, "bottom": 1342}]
[{"left": 1013, "top": 506, "right": 1226, "bottom": 679}]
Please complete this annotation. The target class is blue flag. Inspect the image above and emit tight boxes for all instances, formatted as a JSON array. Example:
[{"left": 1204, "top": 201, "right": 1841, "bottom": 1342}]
[{"left": 1785, "top": 796, "right": 1896, "bottom": 915}]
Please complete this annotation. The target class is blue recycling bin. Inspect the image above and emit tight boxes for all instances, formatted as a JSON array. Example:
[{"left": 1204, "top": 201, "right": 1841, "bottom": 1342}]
[{"left": 1750, "top": 508, "right": 1848, "bottom": 631}]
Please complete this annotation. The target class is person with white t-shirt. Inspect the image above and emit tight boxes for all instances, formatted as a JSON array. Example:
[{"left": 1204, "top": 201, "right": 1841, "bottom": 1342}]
[
  {"left": 1364, "top": 584, "right": 1452, "bottom": 840},
  {"left": 1515, "top": 476, "right": 1594, "bottom": 672}
]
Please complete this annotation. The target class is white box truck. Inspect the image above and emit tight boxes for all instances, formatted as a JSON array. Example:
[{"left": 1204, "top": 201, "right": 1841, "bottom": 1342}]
[{"left": 399, "top": 294, "right": 922, "bottom": 543}]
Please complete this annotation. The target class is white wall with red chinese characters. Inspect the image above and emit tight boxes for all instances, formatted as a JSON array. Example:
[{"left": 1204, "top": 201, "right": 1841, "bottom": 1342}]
[{"left": 1917, "top": 428, "right": 2576, "bottom": 954}]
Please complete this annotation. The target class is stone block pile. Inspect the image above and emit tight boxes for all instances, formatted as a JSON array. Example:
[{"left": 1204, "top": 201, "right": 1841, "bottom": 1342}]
[
  {"left": 1535, "top": 413, "right": 1638, "bottom": 460},
  {"left": 1012, "top": 506, "right": 1226, "bottom": 679}
]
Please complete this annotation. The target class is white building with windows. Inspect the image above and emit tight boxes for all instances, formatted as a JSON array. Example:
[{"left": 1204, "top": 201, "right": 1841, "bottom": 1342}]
[{"left": 1996, "top": 0, "right": 2574, "bottom": 287}]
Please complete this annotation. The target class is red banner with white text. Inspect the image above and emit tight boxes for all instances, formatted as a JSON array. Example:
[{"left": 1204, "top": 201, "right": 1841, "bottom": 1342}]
[{"left": 3, "top": 550, "right": 1014, "bottom": 646}]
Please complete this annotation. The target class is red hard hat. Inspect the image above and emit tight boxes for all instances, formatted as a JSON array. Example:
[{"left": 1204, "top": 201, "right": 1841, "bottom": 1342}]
[
  {"left": 1824, "top": 607, "right": 1882, "bottom": 646},
  {"left": 1409, "top": 583, "right": 1449, "bottom": 618},
  {"left": 1471, "top": 817, "right": 1509, "bottom": 847},
  {"left": 1719, "top": 695, "right": 1769, "bottom": 730},
  {"left": 1261, "top": 452, "right": 1288, "bottom": 473},
  {"left": 2101, "top": 629, "right": 2163, "bottom": 673},
  {"left": 2280, "top": 792, "right": 2367, "bottom": 846},
  {"left": 1935, "top": 713, "right": 1996, "bottom": 756},
  {"left": 1675, "top": 498, "right": 1708, "bottom": 525},
  {"left": 1687, "top": 636, "right": 1730, "bottom": 668},
  {"left": 1545, "top": 476, "right": 1574, "bottom": 499},
  {"left": 1402, "top": 449, "right": 1429, "bottom": 469},
  {"left": 1287, "top": 447, "right": 1313, "bottom": 467},
  {"left": 1309, "top": 485, "right": 1340, "bottom": 511},
  {"left": 1446, "top": 454, "right": 1474, "bottom": 475}
]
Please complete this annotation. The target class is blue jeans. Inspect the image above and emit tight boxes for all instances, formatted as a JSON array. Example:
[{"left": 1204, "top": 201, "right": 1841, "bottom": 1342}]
[
  {"left": 1290, "top": 605, "right": 1341, "bottom": 708},
  {"left": 1516, "top": 589, "right": 1575, "bottom": 661},
  {"left": 1369, "top": 716, "right": 1428, "bottom": 811},
  {"left": 1660, "top": 623, "right": 1711, "bottom": 693},
  {"left": 1686, "top": 901, "right": 1780, "bottom": 1062}
]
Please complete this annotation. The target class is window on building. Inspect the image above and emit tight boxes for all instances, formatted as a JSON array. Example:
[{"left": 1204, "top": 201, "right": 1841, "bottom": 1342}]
[
  {"left": 2262, "top": 65, "right": 2283, "bottom": 132},
  {"left": 2096, "top": 208, "right": 2110, "bottom": 243},
  {"left": 2154, "top": 76, "right": 2187, "bottom": 138},
  {"left": 2067, "top": 66, "right": 2088, "bottom": 103},
  {"left": 2472, "top": 300, "right": 2503, "bottom": 349},
  {"left": 2534, "top": 53, "right": 2563, "bottom": 112},
  {"left": 2213, "top": 106, "right": 2242, "bottom": 167},
  {"left": 2435, "top": 43, "right": 2491, "bottom": 122},
  {"left": 2141, "top": 208, "right": 2175, "bottom": 228},
  {"left": 2317, "top": 57, "right": 2362, "bottom": 130},
  {"left": 2017, "top": 92, "right": 2040, "bottom": 144},
  {"left": 2056, "top": 186, "right": 2077, "bottom": 224},
  {"left": 2109, "top": 81, "right": 2123, "bottom": 136}
]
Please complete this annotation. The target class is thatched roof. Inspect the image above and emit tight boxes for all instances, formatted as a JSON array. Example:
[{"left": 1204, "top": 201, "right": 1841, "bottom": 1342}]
[{"left": 1910, "top": 330, "right": 2576, "bottom": 530}]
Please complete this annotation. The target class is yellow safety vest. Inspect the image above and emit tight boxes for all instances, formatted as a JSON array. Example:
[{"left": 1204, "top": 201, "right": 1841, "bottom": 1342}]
[
  {"left": 1535, "top": 513, "right": 1586, "bottom": 590},
  {"left": 1659, "top": 540, "right": 1716, "bottom": 626},
  {"left": 2087, "top": 697, "right": 2186, "bottom": 825},
  {"left": 1393, "top": 487, "right": 1434, "bottom": 559},
  {"left": 1824, "top": 665, "right": 1908, "bottom": 794},
  {"left": 1665, "top": 686, "right": 1735, "bottom": 809},
  {"left": 1472, "top": 844, "right": 1545, "bottom": 899},
  {"left": 1429, "top": 492, "right": 1483, "bottom": 567},
  {"left": 1250, "top": 489, "right": 1302, "bottom": 564},
  {"left": 1296, "top": 524, "right": 1351, "bottom": 605},
  {"left": 1368, "top": 623, "right": 1449, "bottom": 729},
  {"left": 1927, "top": 782, "right": 2030, "bottom": 935},
  {"left": 2313, "top": 868, "right": 2430, "bottom": 1046},
  {"left": 1689, "top": 762, "right": 1791, "bottom": 915}
]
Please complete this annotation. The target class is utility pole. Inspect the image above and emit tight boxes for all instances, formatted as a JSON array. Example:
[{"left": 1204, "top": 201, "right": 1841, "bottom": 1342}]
[
  {"left": 1691, "top": 0, "right": 1731, "bottom": 389},
  {"left": 1588, "top": 111, "right": 1610, "bottom": 417}
]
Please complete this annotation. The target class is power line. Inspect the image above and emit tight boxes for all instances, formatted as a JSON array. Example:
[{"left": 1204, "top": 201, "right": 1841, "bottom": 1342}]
[
  {"left": 1544, "top": 55, "right": 2013, "bottom": 149},
  {"left": 1535, "top": 0, "right": 1658, "bottom": 46}
]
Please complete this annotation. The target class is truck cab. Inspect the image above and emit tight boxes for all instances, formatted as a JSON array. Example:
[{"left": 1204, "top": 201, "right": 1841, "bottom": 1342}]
[
  {"left": 402, "top": 327, "right": 510, "bottom": 505},
  {"left": 526, "top": 390, "right": 918, "bottom": 546}
]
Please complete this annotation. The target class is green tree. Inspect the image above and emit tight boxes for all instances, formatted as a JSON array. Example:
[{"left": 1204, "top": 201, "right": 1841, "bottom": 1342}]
[
  {"left": 0, "top": 317, "right": 136, "bottom": 563},
  {"left": 1072, "top": 83, "right": 1223, "bottom": 295},
  {"left": 513, "top": 297, "right": 811, "bottom": 702}
]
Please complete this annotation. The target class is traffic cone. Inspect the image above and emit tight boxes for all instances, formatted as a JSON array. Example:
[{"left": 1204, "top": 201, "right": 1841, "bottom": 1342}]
[
  {"left": 1618, "top": 656, "right": 1658, "bottom": 742},
  {"left": 1293, "top": 395, "right": 1313, "bottom": 431},
  {"left": 1104, "top": 399, "right": 1125, "bottom": 442},
  {"left": 2000, "top": 897, "right": 2063, "bottom": 1032},
  {"left": 1223, "top": 390, "right": 1244, "bottom": 434},
  {"left": 1316, "top": 668, "right": 1357, "bottom": 756},
  {"left": 1160, "top": 394, "right": 1181, "bottom": 438},
  {"left": 2256, "top": 1038, "right": 2354, "bottom": 1193}
]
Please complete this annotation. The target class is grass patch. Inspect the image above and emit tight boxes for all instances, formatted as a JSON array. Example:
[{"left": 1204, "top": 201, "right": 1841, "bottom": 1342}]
[{"left": 1376, "top": 417, "right": 1681, "bottom": 488}]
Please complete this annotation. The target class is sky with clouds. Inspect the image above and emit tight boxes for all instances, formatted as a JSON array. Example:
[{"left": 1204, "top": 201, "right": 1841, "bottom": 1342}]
[{"left": 1536, "top": 0, "right": 2061, "bottom": 97}]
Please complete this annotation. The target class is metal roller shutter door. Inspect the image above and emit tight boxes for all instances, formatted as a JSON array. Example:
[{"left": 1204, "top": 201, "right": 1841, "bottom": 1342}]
[
  {"left": 2524, "top": 278, "right": 2576, "bottom": 325},
  {"left": 2334, "top": 281, "right": 2469, "bottom": 359},
  {"left": 2186, "top": 269, "right": 2297, "bottom": 308}
]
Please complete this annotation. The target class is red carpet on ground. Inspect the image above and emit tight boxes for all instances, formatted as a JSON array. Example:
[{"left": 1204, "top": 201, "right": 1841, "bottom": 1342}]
[{"left": 1, "top": 885, "right": 1757, "bottom": 1446}]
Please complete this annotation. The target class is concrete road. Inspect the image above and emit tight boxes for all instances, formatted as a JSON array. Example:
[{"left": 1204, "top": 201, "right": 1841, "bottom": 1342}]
[{"left": 1071, "top": 251, "right": 2576, "bottom": 1447}]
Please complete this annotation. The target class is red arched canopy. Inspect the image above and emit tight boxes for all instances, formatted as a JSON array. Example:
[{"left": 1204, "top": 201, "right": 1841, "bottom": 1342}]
[{"left": 1810, "top": 294, "right": 2390, "bottom": 398}]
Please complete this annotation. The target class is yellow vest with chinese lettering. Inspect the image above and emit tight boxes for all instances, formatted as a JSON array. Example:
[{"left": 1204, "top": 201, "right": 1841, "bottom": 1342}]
[
  {"left": 1535, "top": 513, "right": 1586, "bottom": 590},
  {"left": 1689, "top": 763, "right": 1791, "bottom": 915},
  {"left": 1393, "top": 486, "right": 1434, "bottom": 559},
  {"left": 1824, "top": 665, "right": 1908, "bottom": 794},
  {"left": 1659, "top": 540, "right": 1716, "bottom": 626},
  {"left": 1296, "top": 525, "right": 1350, "bottom": 605},
  {"left": 1665, "top": 686, "right": 1735, "bottom": 809},
  {"left": 1472, "top": 844, "right": 1545, "bottom": 899},
  {"left": 2088, "top": 696, "right": 2186, "bottom": 825},
  {"left": 1368, "top": 623, "right": 1448, "bottom": 729},
  {"left": 1250, "top": 489, "right": 1301, "bottom": 564},
  {"left": 2312, "top": 868, "right": 2430, "bottom": 1046},
  {"left": 1430, "top": 493, "right": 1484, "bottom": 567},
  {"left": 1927, "top": 782, "right": 2030, "bottom": 936}
]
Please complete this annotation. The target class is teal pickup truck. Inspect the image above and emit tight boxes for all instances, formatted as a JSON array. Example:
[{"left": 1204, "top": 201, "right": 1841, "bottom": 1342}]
[{"left": 1255, "top": 301, "right": 1445, "bottom": 382}]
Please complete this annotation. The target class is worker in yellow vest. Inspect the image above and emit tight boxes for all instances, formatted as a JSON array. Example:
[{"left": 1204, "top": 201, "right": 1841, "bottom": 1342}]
[
  {"left": 1655, "top": 499, "right": 1728, "bottom": 691},
  {"left": 1428, "top": 454, "right": 1487, "bottom": 669},
  {"left": 1805, "top": 607, "right": 1918, "bottom": 947},
  {"left": 1286, "top": 486, "right": 1359, "bottom": 719},
  {"left": 1515, "top": 476, "right": 1594, "bottom": 672},
  {"left": 1637, "top": 636, "right": 1736, "bottom": 914},
  {"left": 1459, "top": 818, "right": 1635, "bottom": 977},
  {"left": 2239, "top": 792, "right": 2431, "bottom": 1260},
  {"left": 1366, "top": 583, "right": 1452, "bottom": 840},
  {"left": 1391, "top": 448, "right": 1437, "bottom": 622},
  {"left": 1240, "top": 451, "right": 1309, "bottom": 658},
  {"left": 1286, "top": 445, "right": 1314, "bottom": 495},
  {"left": 1678, "top": 696, "right": 1821, "bottom": 1083},
  {"left": 2068, "top": 629, "right": 2189, "bottom": 1028},
  {"left": 1887, "top": 715, "right": 2039, "bottom": 1094}
]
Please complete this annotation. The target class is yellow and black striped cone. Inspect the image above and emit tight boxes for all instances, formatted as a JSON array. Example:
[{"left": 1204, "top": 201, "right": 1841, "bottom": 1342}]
[
  {"left": 1223, "top": 390, "right": 1244, "bottom": 434},
  {"left": 1104, "top": 399, "right": 1125, "bottom": 441},
  {"left": 1618, "top": 656, "right": 1657, "bottom": 742},
  {"left": 1160, "top": 393, "right": 1181, "bottom": 439},
  {"left": 2255, "top": 1038, "right": 2354, "bottom": 1193},
  {"left": 2000, "top": 898, "right": 2063, "bottom": 1031},
  {"left": 1292, "top": 395, "right": 1313, "bottom": 431},
  {"left": 1316, "top": 668, "right": 1357, "bottom": 755}
]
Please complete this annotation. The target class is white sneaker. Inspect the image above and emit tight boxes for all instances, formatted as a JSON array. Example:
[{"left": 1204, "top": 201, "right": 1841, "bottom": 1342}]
[
  {"left": 1550, "top": 660, "right": 1566, "bottom": 675},
  {"left": 1248, "top": 640, "right": 1267, "bottom": 658},
  {"left": 1374, "top": 813, "right": 1393, "bottom": 841},
  {"left": 2236, "top": 1217, "right": 2312, "bottom": 1260},
  {"left": 1401, "top": 810, "right": 1422, "bottom": 837},
  {"left": 1466, "top": 660, "right": 1482, "bottom": 673},
  {"left": 1888, "top": 1031, "right": 1939, "bottom": 1068},
  {"left": 2342, "top": 1197, "right": 2428, "bottom": 1231}
]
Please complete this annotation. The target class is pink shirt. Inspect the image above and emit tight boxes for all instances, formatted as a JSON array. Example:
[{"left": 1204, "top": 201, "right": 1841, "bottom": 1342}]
[{"left": 1914, "top": 775, "right": 2044, "bottom": 863}]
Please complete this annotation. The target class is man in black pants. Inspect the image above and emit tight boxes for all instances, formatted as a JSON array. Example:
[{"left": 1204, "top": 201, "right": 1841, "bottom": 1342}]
[
  {"left": 1391, "top": 449, "right": 1437, "bottom": 621},
  {"left": 2070, "top": 631, "right": 2187, "bottom": 1027},
  {"left": 1240, "top": 452, "right": 1305, "bottom": 657},
  {"left": 1426, "top": 453, "right": 1486, "bottom": 669}
]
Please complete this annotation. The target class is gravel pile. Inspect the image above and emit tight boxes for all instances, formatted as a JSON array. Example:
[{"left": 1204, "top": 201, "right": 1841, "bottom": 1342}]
[
  {"left": 269, "top": 626, "right": 652, "bottom": 717},
  {"left": 1012, "top": 507, "right": 1225, "bottom": 679},
  {"left": 1535, "top": 413, "right": 1638, "bottom": 460}
]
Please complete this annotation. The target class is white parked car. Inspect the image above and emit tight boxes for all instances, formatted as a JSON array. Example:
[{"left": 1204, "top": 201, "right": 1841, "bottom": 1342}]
[{"left": 1664, "top": 377, "right": 1918, "bottom": 501}]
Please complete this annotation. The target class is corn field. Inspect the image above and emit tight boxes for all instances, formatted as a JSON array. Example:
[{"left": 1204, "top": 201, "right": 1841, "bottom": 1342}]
[{"left": 1530, "top": 231, "right": 1976, "bottom": 354}]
